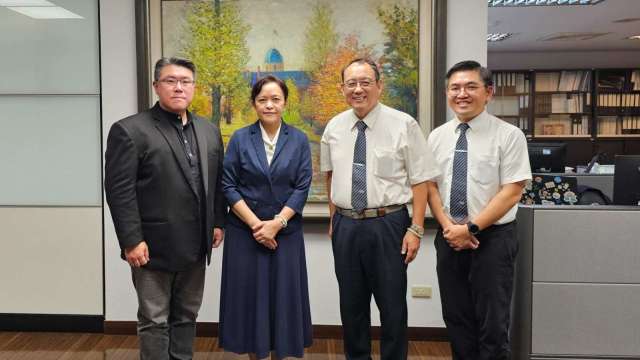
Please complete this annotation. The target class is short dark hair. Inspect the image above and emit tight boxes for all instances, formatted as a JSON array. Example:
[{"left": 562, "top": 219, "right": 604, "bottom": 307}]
[
  {"left": 153, "top": 57, "right": 196, "bottom": 82},
  {"left": 445, "top": 60, "right": 493, "bottom": 87},
  {"left": 251, "top": 75, "right": 289, "bottom": 103},
  {"left": 341, "top": 58, "right": 381, "bottom": 83}
]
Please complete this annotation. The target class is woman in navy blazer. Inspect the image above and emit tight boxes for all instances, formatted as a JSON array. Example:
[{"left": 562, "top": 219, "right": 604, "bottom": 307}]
[{"left": 218, "top": 75, "right": 313, "bottom": 359}]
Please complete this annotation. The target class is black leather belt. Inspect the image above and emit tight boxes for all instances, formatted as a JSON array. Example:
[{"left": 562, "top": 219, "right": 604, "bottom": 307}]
[{"left": 335, "top": 204, "right": 405, "bottom": 219}]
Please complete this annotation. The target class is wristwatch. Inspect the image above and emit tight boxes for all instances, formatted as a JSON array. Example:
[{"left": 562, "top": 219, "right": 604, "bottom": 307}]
[{"left": 467, "top": 222, "right": 480, "bottom": 236}]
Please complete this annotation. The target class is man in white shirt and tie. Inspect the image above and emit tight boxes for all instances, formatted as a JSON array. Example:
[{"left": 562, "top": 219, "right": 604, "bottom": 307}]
[
  {"left": 320, "top": 58, "right": 436, "bottom": 360},
  {"left": 425, "top": 60, "right": 531, "bottom": 360}
]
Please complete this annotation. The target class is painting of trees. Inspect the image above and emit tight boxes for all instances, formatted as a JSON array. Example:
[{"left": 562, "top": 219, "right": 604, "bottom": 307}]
[
  {"left": 283, "top": 79, "right": 319, "bottom": 142},
  {"left": 377, "top": 4, "right": 419, "bottom": 118},
  {"left": 306, "top": 35, "right": 375, "bottom": 129},
  {"left": 161, "top": 0, "right": 420, "bottom": 201},
  {"left": 180, "top": 0, "right": 250, "bottom": 126},
  {"left": 303, "top": 2, "right": 338, "bottom": 74}
]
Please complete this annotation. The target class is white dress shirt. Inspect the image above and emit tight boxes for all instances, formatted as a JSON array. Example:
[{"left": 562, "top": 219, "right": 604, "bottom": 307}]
[
  {"left": 425, "top": 110, "right": 531, "bottom": 224},
  {"left": 320, "top": 103, "right": 438, "bottom": 209},
  {"left": 259, "top": 122, "right": 281, "bottom": 166}
]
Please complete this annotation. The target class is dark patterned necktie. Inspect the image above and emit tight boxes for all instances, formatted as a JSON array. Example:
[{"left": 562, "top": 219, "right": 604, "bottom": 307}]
[
  {"left": 352, "top": 121, "right": 368, "bottom": 211},
  {"left": 450, "top": 123, "right": 470, "bottom": 222}
]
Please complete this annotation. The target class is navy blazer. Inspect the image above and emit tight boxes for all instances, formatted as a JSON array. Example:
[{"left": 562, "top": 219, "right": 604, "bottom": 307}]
[{"left": 222, "top": 121, "right": 312, "bottom": 232}]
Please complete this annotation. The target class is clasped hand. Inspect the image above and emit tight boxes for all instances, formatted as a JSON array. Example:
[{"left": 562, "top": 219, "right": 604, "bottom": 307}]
[
  {"left": 252, "top": 219, "right": 282, "bottom": 250},
  {"left": 443, "top": 223, "right": 480, "bottom": 251}
]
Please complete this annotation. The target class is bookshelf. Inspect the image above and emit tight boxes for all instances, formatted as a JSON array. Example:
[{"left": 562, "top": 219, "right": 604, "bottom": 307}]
[
  {"left": 489, "top": 68, "right": 640, "bottom": 167},
  {"left": 595, "top": 69, "right": 640, "bottom": 137},
  {"left": 488, "top": 71, "right": 531, "bottom": 135},
  {"left": 533, "top": 70, "right": 592, "bottom": 137}
]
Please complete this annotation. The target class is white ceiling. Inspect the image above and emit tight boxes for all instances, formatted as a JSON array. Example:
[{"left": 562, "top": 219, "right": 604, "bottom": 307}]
[{"left": 488, "top": 0, "right": 640, "bottom": 52}]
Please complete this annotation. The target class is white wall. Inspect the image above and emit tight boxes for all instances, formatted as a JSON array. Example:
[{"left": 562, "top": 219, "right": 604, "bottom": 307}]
[
  {"left": 0, "top": 208, "right": 102, "bottom": 314},
  {"left": 446, "top": 0, "right": 488, "bottom": 68},
  {"left": 489, "top": 50, "right": 640, "bottom": 70},
  {"left": 445, "top": 0, "right": 488, "bottom": 121},
  {"left": 100, "top": 0, "right": 140, "bottom": 321}
]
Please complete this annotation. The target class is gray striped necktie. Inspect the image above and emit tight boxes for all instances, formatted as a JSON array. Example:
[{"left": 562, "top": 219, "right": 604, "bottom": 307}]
[
  {"left": 450, "top": 123, "right": 470, "bottom": 222},
  {"left": 352, "top": 121, "right": 368, "bottom": 211}
]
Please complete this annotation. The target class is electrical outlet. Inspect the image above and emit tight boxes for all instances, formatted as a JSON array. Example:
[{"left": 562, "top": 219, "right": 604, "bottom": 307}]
[{"left": 411, "top": 285, "right": 432, "bottom": 298}]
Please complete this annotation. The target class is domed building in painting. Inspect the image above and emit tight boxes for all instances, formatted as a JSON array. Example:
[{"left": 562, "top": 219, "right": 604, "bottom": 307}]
[
  {"left": 264, "top": 48, "right": 284, "bottom": 72},
  {"left": 247, "top": 48, "right": 310, "bottom": 90}
]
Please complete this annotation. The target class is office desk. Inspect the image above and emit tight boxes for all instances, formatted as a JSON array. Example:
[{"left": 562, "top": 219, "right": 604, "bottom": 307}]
[{"left": 512, "top": 205, "right": 640, "bottom": 359}]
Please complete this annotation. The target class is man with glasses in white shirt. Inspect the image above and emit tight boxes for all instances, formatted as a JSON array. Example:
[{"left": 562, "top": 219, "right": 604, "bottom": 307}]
[
  {"left": 425, "top": 60, "right": 531, "bottom": 360},
  {"left": 320, "top": 58, "right": 437, "bottom": 360}
]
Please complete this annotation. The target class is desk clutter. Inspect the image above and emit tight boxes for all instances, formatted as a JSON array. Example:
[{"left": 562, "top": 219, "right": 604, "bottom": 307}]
[{"left": 521, "top": 175, "right": 580, "bottom": 205}]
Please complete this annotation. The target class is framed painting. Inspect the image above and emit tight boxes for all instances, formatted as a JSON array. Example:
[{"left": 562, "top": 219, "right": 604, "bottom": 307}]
[{"left": 137, "top": 0, "right": 443, "bottom": 216}]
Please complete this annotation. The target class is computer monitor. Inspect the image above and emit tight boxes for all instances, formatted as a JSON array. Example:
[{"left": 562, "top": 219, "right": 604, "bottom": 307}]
[
  {"left": 528, "top": 142, "right": 567, "bottom": 173},
  {"left": 613, "top": 155, "right": 640, "bottom": 205}
]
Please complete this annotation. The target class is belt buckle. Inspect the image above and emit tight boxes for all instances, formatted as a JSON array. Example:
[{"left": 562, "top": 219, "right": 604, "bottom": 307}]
[
  {"left": 350, "top": 208, "right": 365, "bottom": 219},
  {"left": 363, "top": 208, "right": 377, "bottom": 218}
]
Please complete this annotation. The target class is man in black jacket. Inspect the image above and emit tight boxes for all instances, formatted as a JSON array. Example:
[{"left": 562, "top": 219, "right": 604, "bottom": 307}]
[{"left": 105, "top": 57, "right": 226, "bottom": 360}]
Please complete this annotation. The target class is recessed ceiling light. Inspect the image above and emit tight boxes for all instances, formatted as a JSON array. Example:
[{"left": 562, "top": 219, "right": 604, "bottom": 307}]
[
  {"left": 627, "top": 35, "right": 640, "bottom": 40},
  {"left": 488, "top": 33, "right": 513, "bottom": 42},
  {"left": 488, "top": 0, "right": 606, "bottom": 7},
  {"left": 0, "top": 0, "right": 53, "bottom": 5},
  {"left": 8, "top": 6, "right": 82, "bottom": 19}
]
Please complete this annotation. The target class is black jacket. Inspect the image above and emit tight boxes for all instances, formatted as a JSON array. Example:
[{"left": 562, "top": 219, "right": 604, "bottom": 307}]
[{"left": 105, "top": 103, "right": 226, "bottom": 271}]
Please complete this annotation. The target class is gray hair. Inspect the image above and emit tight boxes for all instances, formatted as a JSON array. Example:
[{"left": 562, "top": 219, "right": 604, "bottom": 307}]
[
  {"left": 341, "top": 57, "right": 381, "bottom": 83},
  {"left": 153, "top": 57, "right": 196, "bottom": 82}
]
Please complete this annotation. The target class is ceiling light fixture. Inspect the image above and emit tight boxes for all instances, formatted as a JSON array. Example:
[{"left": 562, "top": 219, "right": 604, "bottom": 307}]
[
  {"left": 487, "top": 33, "right": 513, "bottom": 42},
  {"left": 1, "top": 0, "right": 83, "bottom": 19},
  {"left": 7, "top": 6, "right": 82, "bottom": 19},
  {"left": 488, "top": 0, "right": 606, "bottom": 7},
  {"left": 0, "top": 0, "right": 53, "bottom": 5}
]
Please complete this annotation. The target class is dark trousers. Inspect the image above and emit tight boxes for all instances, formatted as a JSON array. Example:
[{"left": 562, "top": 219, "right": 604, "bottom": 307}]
[
  {"left": 435, "top": 222, "right": 518, "bottom": 360},
  {"left": 131, "top": 261, "right": 205, "bottom": 360},
  {"left": 331, "top": 209, "right": 410, "bottom": 360}
]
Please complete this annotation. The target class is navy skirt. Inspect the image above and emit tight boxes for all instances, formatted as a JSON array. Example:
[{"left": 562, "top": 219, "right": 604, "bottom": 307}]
[{"left": 218, "top": 213, "right": 313, "bottom": 358}]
